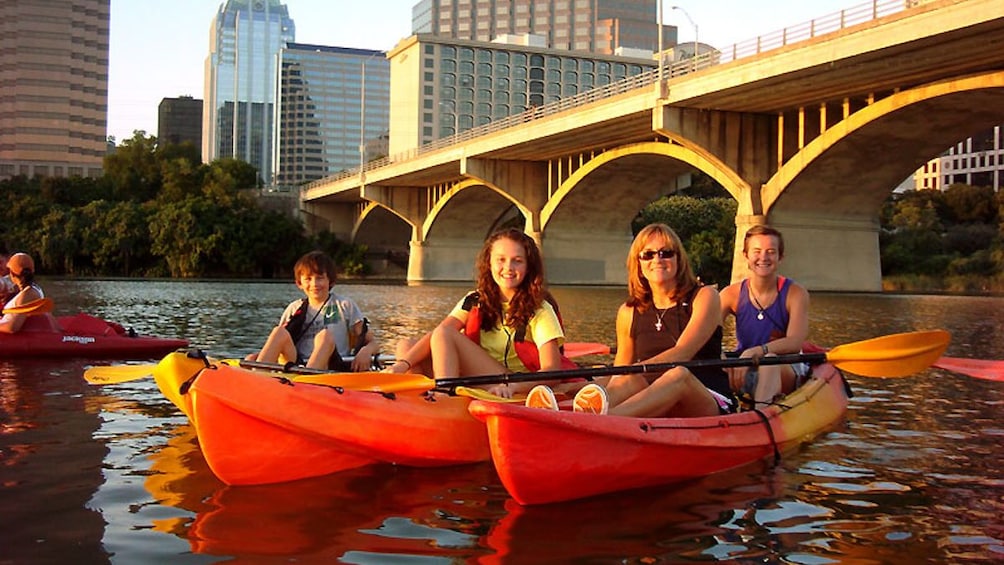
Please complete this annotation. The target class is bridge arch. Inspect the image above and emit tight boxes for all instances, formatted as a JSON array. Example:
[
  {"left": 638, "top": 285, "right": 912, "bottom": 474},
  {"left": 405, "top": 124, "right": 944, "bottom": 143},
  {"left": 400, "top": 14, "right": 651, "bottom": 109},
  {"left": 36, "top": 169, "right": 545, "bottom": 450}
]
[
  {"left": 539, "top": 141, "right": 750, "bottom": 284},
  {"left": 750, "top": 70, "right": 1004, "bottom": 290},
  {"left": 541, "top": 141, "right": 748, "bottom": 231},
  {"left": 422, "top": 177, "right": 529, "bottom": 242}
]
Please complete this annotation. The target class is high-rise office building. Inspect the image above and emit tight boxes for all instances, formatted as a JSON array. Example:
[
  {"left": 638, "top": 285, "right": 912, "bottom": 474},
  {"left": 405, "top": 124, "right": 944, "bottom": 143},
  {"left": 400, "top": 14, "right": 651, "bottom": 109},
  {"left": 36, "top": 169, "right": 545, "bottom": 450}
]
[
  {"left": 204, "top": 0, "right": 294, "bottom": 185},
  {"left": 273, "top": 44, "right": 390, "bottom": 188},
  {"left": 158, "top": 97, "right": 203, "bottom": 151},
  {"left": 914, "top": 125, "right": 1004, "bottom": 192},
  {"left": 0, "top": 0, "right": 110, "bottom": 180},
  {"left": 411, "top": 0, "right": 666, "bottom": 55},
  {"left": 388, "top": 34, "right": 655, "bottom": 155}
]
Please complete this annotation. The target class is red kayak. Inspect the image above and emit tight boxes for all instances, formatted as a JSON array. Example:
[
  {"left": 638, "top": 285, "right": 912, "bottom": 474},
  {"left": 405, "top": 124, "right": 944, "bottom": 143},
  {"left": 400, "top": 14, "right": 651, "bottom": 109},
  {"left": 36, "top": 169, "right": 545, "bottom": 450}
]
[
  {"left": 468, "top": 362, "right": 849, "bottom": 505},
  {"left": 0, "top": 313, "right": 188, "bottom": 358},
  {"left": 153, "top": 352, "right": 490, "bottom": 485}
]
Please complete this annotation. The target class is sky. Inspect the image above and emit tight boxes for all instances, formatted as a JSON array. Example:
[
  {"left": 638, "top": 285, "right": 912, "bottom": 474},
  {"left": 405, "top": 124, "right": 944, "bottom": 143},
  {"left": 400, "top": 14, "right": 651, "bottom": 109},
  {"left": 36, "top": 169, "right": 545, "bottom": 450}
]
[{"left": 107, "top": 0, "right": 853, "bottom": 143}]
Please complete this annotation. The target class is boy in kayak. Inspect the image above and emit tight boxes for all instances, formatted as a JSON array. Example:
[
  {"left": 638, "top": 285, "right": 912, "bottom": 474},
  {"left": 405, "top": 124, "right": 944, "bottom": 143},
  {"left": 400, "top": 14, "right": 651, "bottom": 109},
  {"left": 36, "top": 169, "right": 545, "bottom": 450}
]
[
  {"left": 251, "top": 250, "right": 379, "bottom": 371},
  {"left": 526, "top": 223, "right": 734, "bottom": 416},
  {"left": 387, "top": 228, "right": 573, "bottom": 397},
  {"left": 719, "top": 225, "right": 810, "bottom": 408},
  {"left": 0, "top": 253, "right": 45, "bottom": 334}
]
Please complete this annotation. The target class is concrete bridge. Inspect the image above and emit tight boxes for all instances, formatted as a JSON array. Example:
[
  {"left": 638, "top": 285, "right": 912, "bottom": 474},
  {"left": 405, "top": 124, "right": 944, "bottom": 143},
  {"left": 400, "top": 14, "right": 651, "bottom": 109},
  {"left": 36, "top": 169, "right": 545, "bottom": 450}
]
[{"left": 300, "top": 0, "right": 1004, "bottom": 291}]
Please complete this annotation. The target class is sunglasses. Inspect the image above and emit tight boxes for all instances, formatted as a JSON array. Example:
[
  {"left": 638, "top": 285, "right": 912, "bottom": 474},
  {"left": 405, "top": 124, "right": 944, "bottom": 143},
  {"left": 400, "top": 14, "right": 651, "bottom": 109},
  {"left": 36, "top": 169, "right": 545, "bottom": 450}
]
[{"left": 638, "top": 249, "right": 677, "bottom": 261}]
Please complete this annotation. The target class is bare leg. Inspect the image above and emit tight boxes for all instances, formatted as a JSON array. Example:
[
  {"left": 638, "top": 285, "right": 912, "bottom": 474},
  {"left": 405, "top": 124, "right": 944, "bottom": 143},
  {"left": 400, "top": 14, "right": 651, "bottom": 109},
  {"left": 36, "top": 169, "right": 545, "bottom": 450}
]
[
  {"left": 305, "top": 329, "right": 336, "bottom": 370},
  {"left": 430, "top": 325, "right": 506, "bottom": 378},
  {"left": 609, "top": 367, "right": 720, "bottom": 418},
  {"left": 394, "top": 335, "right": 432, "bottom": 375},
  {"left": 752, "top": 364, "right": 783, "bottom": 405},
  {"left": 256, "top": 326, "right": 298, "bottom": 365}
]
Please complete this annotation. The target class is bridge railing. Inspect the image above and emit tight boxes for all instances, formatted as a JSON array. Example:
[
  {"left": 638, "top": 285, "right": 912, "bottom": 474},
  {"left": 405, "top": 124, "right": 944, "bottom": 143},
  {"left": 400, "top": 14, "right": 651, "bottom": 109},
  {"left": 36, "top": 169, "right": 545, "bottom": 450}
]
[{"left": 303, "top": 0, "right": 916, "bottom": 193}]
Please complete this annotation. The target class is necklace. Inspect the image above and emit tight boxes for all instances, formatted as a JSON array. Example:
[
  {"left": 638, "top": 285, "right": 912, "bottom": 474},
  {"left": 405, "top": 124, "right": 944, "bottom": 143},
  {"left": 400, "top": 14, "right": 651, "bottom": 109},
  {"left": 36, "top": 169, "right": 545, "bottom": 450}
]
[
  {"left": 654, "top": 306, "right": 669, "bottom": 331},
  {"left": 750, "top": 287, "right": 773, "bottom": 320}
]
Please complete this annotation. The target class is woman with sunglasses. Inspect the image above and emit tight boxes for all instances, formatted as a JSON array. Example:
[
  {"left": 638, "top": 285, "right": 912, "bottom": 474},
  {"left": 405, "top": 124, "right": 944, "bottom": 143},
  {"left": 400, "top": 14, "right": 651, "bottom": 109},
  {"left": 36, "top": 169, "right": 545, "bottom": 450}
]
[
  {"left": 526, "top": 223, "right": 734, "bottom": 416},
  {"left": 0, "top": 252, "right": 45, "bottom": 334}
]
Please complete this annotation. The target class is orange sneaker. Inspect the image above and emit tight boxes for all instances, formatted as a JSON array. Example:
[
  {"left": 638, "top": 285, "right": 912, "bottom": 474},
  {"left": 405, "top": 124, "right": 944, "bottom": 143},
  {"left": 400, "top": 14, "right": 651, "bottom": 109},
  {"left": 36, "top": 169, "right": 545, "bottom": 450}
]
[
  {"left": 525, "top": 385, "right": 558, "bottom": 410},
  {"left": 573, "top": 383, "right": 608, "bottom": 414}
]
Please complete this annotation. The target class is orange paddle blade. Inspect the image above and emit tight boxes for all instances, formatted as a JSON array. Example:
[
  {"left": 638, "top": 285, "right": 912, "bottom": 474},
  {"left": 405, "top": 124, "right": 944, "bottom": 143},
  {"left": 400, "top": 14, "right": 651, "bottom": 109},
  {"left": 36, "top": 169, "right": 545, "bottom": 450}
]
[{"left": 825, "top": 330, "right": 950, "bottom": 377}]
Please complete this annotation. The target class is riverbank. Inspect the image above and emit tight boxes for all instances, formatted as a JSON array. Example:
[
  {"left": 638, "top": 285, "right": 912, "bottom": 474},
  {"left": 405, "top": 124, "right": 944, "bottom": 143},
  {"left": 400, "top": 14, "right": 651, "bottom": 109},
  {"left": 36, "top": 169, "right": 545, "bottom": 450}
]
[{"left": 882, "top": 273, "right": 1004, "bottom": 296}]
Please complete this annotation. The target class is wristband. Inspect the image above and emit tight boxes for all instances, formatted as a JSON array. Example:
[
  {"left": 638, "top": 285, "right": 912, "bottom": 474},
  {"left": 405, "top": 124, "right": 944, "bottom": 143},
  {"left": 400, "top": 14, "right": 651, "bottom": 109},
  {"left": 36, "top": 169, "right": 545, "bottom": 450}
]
[{"left": 761, "top": 344, "right": 769, "bottom": 354}]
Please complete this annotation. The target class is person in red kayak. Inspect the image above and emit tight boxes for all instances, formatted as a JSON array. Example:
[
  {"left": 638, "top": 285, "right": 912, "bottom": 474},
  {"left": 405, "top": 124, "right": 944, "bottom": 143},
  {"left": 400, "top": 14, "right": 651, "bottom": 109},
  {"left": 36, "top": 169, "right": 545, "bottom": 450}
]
[
  {"left": 526, "top": 223, "right": 735, "bottom": 416},
  {"left": 250, "top": 250, "right": 379, "bottom": 371},
  {"left": 720, "top": 225, "right": 810, "bottom": 409},
  {"left": 387, "top": 228, "right": 572, "bottom": 398},
  {"left": 0, "top": 250, "right": 17, "bottom": 304},
  {"left": 0, "top": 252, "right": 45, "bottom": 334}
]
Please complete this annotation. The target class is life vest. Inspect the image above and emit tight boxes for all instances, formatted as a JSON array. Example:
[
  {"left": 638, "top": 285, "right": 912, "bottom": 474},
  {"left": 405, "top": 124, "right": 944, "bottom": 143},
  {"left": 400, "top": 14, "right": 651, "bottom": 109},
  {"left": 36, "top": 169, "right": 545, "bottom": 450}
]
[
  {"left": 283, "top": 296, "right": 363, "bottom": 371},
  {"left": 460, "top": 291, "right": 577, "bottom": 372}
]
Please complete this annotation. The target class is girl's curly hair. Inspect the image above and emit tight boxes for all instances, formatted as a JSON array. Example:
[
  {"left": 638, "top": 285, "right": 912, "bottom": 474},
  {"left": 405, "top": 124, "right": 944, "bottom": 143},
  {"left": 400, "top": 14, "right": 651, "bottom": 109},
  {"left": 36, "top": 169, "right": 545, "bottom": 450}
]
[{"left": 474, "top": 228, "right": 545, "bottom": 331}]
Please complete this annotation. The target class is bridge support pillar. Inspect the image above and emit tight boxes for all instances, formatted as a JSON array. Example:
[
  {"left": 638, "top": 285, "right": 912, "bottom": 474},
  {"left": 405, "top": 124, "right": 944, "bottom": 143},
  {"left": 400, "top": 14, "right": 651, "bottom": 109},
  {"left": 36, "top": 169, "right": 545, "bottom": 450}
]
[
  {"left": 732, "top": 212, "right": 882, "bottom": 292},
  {"left": 542, "top": 230, "right": 634, "bottom": 285},
  {"left": 407, "top": 238, "right": 482, "bottom": 282}
]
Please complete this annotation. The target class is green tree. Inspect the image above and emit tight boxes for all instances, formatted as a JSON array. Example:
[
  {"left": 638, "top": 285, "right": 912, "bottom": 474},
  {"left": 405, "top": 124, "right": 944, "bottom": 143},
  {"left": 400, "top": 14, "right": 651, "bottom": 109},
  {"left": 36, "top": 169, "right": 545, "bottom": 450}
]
[
  {"left": 942, "top": 183, "right": 997, "bottom": 225},
  {"left": 103, "top": 131, "right": 161, "bottom": 201}
]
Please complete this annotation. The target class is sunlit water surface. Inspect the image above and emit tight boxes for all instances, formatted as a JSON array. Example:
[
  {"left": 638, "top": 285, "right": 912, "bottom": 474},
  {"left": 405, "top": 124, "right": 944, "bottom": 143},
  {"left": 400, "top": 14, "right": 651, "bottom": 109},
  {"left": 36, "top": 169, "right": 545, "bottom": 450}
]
[{"left": 1, "top": 280, "right": 1002, "bottom": 563}]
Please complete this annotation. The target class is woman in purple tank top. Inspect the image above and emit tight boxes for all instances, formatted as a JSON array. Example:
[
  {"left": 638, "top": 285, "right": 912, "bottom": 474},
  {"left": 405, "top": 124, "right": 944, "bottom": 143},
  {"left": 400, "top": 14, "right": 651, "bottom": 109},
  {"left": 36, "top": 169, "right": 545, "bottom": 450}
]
[{"left": 720, "top": 225, "right": 810, "bottom": 408}]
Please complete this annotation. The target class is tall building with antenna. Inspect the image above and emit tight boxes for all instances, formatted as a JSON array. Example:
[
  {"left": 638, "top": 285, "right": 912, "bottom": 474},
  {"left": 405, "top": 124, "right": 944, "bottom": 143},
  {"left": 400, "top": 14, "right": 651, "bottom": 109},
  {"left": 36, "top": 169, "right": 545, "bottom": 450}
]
[{"left": 203, "top": 0, "right": 294, "bottom": 185}]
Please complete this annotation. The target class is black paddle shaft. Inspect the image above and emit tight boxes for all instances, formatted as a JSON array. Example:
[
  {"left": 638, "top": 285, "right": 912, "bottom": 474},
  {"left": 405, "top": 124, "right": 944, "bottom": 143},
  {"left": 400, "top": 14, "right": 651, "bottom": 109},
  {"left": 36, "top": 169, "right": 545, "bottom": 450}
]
[{"left": 434, "top": 352, "right": 827, "bottom": 389}]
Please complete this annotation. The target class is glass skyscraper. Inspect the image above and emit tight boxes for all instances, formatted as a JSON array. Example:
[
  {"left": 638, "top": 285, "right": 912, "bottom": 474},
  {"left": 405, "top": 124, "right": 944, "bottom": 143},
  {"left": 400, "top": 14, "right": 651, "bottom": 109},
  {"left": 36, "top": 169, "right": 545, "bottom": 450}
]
[
  {"left": 273, "top": 44, "right": 390, "bottom": 188},
  {"left": 204, "top": 0, "right": 294, "bottom": 185}
]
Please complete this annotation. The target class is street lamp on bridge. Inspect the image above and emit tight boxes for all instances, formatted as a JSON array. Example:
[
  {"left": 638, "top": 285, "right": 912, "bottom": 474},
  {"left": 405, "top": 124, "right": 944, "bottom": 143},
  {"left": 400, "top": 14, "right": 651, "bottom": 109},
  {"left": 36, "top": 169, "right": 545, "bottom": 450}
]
[{"left": 671, "top": 5, "right": 699, "bottom": 72}]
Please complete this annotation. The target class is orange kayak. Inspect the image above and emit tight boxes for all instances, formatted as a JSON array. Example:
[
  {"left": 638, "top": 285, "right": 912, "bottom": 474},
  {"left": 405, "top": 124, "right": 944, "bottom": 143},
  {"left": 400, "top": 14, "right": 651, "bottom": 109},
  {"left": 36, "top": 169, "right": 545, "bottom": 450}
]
[
  {"left": 468, "top": 362, "right": 849, "bottom": 505},
  {"left": 153, "top": 352, "right": 490, "bottom": 485}
]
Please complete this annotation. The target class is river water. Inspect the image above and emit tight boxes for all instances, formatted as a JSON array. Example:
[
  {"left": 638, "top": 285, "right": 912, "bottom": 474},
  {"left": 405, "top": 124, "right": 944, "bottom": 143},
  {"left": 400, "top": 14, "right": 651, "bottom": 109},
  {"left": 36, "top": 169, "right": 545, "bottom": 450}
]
[{"left": 1, "top": 280, "right": 1002, "bottom": 563}]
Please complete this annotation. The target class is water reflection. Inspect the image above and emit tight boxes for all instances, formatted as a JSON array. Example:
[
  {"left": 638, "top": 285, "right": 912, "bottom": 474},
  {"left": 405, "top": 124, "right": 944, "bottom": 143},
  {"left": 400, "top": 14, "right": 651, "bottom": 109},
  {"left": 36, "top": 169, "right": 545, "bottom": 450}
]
[
  {"left": 4, "top": 280, "right": 1003, "bottom": 562},
  {"left": 0, "top": 360, "right": 109, "bottom": 564}
]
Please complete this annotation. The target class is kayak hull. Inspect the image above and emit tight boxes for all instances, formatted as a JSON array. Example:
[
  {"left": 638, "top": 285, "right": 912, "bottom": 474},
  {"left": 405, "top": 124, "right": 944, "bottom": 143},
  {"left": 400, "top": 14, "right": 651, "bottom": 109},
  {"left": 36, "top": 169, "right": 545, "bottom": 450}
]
[
  {"left": 0, "top": 313, "right": 188, "bottom": 358},
  {"left": 153, "top": 352, "right": 490, "bottom": 485},
  {"left": 468, "top": 363, "right": 849, "bottom": 505}
]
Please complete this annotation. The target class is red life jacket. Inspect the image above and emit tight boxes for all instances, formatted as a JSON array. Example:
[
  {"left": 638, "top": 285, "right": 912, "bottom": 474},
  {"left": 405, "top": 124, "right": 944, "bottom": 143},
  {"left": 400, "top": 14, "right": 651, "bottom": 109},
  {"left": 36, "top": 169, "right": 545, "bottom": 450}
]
[{"left": 460, "top": 291, "right": 577, "bottom": 372}]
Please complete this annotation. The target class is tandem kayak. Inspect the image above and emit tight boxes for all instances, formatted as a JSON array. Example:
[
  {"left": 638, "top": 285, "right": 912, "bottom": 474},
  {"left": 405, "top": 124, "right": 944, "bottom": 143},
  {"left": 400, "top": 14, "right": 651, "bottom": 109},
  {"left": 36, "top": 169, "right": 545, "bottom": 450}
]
[
  {"left": 152, "top": 351, "right": 490, "bottom": 486},
  {"left": 468, "top": 362, "right": 850, "bottom": 505},
  {"left": 0, "top": 313, "right": 188, "bottom": 358}
]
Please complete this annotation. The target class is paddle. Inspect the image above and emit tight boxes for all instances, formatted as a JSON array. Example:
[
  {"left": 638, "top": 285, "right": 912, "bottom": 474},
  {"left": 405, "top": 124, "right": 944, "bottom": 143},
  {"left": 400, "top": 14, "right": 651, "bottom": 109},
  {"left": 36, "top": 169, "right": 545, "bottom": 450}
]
[
  {"left": 84, "top": 353, "right": 395, "bottom": 385},
  {"left": 568, "top": 340, "right": 1002, "bottom": 383},
  {"left": 84, "top": 342, "right": 612, "bottom": 385},
  {"left": 2, "top": 297, "right": 54, "bottom": 316},
  {"left": 430, "top": 330, "right": 951, "bottom": 390},
  {"left": 932, "top": 355, "right": 1004, "bottom": 382}
]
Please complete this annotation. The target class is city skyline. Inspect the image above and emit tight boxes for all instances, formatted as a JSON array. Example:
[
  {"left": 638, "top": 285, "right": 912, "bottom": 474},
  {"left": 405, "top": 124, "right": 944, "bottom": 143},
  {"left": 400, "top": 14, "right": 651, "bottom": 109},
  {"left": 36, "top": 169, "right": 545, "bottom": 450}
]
[{"left": 108, "top": 0, "right": 853, "bottom": 144}]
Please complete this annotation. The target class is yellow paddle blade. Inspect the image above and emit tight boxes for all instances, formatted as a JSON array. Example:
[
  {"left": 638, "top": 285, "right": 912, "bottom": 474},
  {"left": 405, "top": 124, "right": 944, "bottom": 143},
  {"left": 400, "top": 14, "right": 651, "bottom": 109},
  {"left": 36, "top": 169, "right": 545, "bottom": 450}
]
[
  {"left": 454, "top": 386, "right": 524, "bottom": 403},
  {"left": 827, "top": 329, "right": 950, "bottom": 377},
  {"left": 86, "top": 358, "right": 241, "bottom": 385},
  {"left": 292, "top": 371, "right": 434, "bottom": 393},
  {"left": 84, "top": 363, "right": 157, "bottom": 384},
  {"left": 2, "top": 297, "right": 54, "bottom": 316}
]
